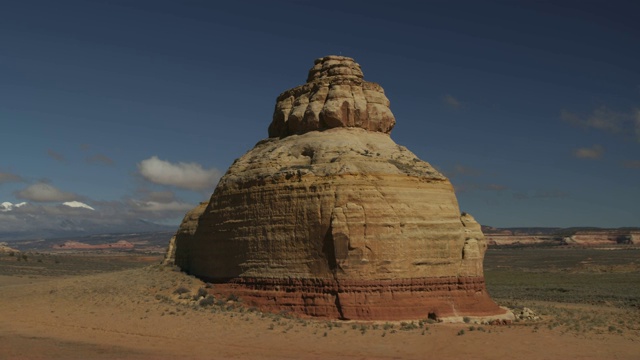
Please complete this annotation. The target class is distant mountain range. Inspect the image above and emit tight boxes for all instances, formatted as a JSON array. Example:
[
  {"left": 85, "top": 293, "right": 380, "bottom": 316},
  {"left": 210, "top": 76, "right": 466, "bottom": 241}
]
[
  {"left": 4, "top": 230, "right": 175, "bottom": 253},
  {"left": 0, "top": 218, "right": 174, "bottom": 242},
  {"left": 2, "top": 213, "right": 638, "bottom": 249},
  {"left": 0, "top": 201, "right": 176, "bottom": 241}
]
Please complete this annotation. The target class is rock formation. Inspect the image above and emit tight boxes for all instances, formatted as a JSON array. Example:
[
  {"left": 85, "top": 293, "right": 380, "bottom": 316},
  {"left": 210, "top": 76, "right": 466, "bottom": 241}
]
[
  {"left": 163, "top": 202, "right": 207, "bottom": 266},
  {"left": 268, "top": 56, "right": 394, "bottom": 137},
  {"left": 0, "top": 242, "right": 19, "bottom": 254},
  {"left": 565, "top": 230, "right": 640, "bottom": 246},
  {"left": 172, "top": 55, "right": 509, "bottom": 321}
]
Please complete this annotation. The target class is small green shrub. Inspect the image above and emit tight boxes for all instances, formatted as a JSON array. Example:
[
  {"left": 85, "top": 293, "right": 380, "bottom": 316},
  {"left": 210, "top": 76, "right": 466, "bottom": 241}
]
[
  {"left": 199, "top": 295, "right": 215, "bottom": 307},
  {"left": 173, "top": 286, "right": 190, "bottom": 295},
  {"left": 196, "top": 287, "right": 208, "bottom": 298},
  {"left": 400, "top": 321, "right": 419, "bottom": 330}
]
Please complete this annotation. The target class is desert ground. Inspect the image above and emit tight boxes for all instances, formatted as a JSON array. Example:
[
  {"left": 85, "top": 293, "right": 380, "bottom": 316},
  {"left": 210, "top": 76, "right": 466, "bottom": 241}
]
[{"left": 1, "top": 247, "right": 638, "bottom": 359}]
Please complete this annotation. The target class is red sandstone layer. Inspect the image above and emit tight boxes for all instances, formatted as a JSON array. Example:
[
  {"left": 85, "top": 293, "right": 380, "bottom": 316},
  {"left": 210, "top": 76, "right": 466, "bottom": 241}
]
[{"left": 205, "top": 276, "right": 505, "bottom": 321}]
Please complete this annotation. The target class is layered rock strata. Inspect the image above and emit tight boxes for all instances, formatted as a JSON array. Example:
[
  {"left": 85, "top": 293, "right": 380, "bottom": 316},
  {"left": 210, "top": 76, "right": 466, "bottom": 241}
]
[
  {"left": 173, "top": 56, "right": 507, "bottom": 320},
  {"left": 268, "top": 56, "right": 395, "bottom": 138},
  {"left": 163, "top": 202, "right": 207, "bottom": 266}
]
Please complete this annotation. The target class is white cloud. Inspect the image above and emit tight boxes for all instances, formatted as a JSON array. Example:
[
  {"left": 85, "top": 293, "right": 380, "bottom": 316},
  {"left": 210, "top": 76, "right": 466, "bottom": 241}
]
[
  {"left": 443, "top": 94, "right": 462, "bottom": 109},
  {"left": 15, "top": 183, "right": 80, "bottom": 202},
  {"left": 138, "top": 156, "right": 221, "bottom": 191},
  {"left": 572, "top": 145, "right": 604, "bottom": 160},
  {"left": 63, "top": 201, "right": 95, "bottom": 211}
]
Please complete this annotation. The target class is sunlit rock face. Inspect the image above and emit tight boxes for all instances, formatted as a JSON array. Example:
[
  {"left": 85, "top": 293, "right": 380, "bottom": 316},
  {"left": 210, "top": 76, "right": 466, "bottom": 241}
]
[
  {"left": 173, "top": 56, "right": 507, "bottom": 320},
  {"left": 268, "top": 55, "right": 395, "bottom": 138}
]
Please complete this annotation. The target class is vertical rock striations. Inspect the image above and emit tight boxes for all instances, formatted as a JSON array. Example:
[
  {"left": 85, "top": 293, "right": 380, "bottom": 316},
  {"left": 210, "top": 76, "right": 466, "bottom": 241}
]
[
  {"left": 268, "top": 56, "right": 395, "bottom": 138},
  {"left": 172, "top": 55, "right": 509, "bottom": 321}
]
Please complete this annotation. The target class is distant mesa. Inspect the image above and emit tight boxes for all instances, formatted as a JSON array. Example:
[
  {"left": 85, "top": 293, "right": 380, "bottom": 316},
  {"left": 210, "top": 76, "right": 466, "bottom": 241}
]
[
  {"left": 168, "top": 55, "right": 511, "bottom": 321},
  {"left": 54, "top": 240, "right": 134, "bottom": 250},
  {"left": 483, "top": 226, "right": 640, "bottom": 246},
  {"left": 0, "top": 242, "right": 19, "bottom": 253}
]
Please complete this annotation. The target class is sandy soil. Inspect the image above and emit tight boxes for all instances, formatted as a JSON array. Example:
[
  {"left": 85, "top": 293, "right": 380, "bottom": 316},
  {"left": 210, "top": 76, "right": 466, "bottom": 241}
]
[{"left": 0, "top": 264, "right": 638, "bottom": 359}]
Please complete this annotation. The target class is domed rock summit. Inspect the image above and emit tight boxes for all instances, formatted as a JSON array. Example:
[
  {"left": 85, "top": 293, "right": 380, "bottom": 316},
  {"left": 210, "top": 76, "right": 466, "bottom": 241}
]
[{"left": 169, "top": 55, "right": 511, "bottom": 321}]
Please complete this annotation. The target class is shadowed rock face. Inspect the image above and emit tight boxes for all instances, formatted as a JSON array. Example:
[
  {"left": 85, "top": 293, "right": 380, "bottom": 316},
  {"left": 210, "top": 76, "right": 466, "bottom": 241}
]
[{"left": 172, "top": 56, "right": 507, "bottom": 320}]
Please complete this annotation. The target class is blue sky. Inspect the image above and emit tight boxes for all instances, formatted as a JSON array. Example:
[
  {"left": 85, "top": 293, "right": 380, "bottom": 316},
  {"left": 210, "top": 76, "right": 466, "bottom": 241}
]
[{"left": 1, "top": 0, "right": 639, "bottom": 232}]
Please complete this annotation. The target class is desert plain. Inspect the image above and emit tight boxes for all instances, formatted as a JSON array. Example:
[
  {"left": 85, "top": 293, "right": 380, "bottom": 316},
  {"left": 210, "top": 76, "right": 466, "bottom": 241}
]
[{"left": 1, "top": 242, "right": 638, "bottom": 359}]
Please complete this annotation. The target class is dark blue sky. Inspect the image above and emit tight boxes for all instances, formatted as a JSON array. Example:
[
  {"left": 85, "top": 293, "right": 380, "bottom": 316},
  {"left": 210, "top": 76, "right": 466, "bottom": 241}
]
[{"left": 1, "top": 0, "right": 639, "bottom": 229}]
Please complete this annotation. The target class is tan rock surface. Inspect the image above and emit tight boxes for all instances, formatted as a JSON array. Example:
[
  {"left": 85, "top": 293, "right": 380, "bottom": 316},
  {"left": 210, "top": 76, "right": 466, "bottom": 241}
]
[
  {"left": 268, "top": 55, "right": 395, "bottom": 138},
  {"left": 173, "top": 55, "right": 507, "bottom": 320},
  {"left": 0, "top": 242, "right": 18, "bottom": 253},
  {"left": 163, "top": 202, "right": 207, "bottom": 265},
  {"left": 565, "top": 230, "right": 637, "bottom": 246}
]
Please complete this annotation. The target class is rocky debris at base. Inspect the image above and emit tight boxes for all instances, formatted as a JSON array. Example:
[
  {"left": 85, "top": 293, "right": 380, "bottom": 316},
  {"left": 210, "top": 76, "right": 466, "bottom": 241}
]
[{"left": 515, "top": 307, "right": 540, "bottom": 321}]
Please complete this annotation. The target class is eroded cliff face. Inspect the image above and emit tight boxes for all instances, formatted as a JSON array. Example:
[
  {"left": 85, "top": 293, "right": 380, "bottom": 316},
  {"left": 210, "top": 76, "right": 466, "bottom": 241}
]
[
  {"left": 172, "top": 56, "right": 507, "bottom": 320},
  {"left": 163, "top": 202, "right": 207, "bottom": 266}
]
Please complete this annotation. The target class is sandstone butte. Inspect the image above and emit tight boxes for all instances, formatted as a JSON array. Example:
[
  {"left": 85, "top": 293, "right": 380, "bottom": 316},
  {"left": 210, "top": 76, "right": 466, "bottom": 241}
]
[{"left": 168, "top": 55, "right": 511, "bottom": 322}]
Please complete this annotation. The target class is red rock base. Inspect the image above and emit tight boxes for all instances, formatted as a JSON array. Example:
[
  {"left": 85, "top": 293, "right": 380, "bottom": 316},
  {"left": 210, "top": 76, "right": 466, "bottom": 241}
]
[{"left": 203, "top": 276, "right": 506, "bottom": 321}]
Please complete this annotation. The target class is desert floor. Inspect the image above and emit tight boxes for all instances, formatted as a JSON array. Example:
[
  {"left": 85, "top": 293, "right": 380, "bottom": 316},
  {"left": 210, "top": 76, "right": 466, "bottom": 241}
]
[{"left": 0, "top": 249, "right": 638, "bottom": 359}]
